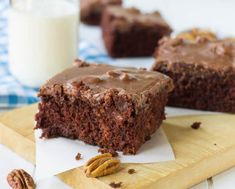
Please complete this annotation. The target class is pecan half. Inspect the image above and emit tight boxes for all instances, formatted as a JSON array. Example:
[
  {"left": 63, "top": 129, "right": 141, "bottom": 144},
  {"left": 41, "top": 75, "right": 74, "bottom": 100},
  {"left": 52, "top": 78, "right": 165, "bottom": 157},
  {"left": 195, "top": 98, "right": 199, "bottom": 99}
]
[
  {"left": 7, "top": 169, "right": 36, "bottom": 189},
  {"left": 84, "top": 153, "right": 121, "bottom": 178}
]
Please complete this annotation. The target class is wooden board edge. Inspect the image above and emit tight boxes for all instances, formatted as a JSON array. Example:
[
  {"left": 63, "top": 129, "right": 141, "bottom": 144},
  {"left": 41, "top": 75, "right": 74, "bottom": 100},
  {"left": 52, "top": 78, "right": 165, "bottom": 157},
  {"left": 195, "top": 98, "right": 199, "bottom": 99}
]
[
  {"left": 140, "top": 145, "right": 235, "bottom": 189},
  {"left": 0, "top": 122, "right": 35, "bottom": 163},
  {"left": 0, "top": 122, "right": 113, "bottom": 189},
  {"left": 58, "top": 169, "right": 112, "bottom": 189}
]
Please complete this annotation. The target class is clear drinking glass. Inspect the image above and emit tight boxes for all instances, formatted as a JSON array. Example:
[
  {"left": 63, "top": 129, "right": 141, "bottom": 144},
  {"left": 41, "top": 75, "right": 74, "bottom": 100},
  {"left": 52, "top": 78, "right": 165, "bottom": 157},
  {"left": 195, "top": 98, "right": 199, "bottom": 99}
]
[{"left": 8, "top": 0, "right": 79, "bottom": 87}]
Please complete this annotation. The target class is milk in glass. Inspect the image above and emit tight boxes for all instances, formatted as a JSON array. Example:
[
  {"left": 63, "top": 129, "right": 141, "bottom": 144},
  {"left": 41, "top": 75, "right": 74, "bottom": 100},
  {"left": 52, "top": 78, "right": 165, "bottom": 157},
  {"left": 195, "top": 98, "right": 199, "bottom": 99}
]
[{"left": 8, "top": 0, "right": 79, "bottom": 87}]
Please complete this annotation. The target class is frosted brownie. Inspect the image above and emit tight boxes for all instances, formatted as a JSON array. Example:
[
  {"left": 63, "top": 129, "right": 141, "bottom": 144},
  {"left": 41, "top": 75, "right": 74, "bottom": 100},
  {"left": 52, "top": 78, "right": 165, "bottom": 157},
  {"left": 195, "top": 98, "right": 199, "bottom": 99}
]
[
  {"left": 101, "top": 6, "right": 172, "bottom": 57},
  {"left": 80, "top": 0, "right": 122, "bottom": 25},
  {"left": 35, "top": 60, "right": 173, "bottom": 154},
  {"left": 152, "top": 36, "right": 235, "bottom": 113}
]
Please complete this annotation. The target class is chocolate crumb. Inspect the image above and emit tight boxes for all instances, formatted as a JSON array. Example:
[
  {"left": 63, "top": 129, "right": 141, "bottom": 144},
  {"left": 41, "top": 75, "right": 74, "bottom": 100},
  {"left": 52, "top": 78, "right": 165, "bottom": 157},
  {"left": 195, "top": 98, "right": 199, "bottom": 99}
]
[
  {"left": 128, "top": 169, "right": 136, "bottom": 174},
  {"left": 191, "top": 122, "right": 201, "bottom": 130},
  {"left": 109, "top": 182, "right": 122, "bottom": 188},
  {"left": 145, "top": 135, "right": 151, "bottom": 141},
  {"left": 75, "top": 153, "right": 82, "bottom": 160},
  {"left": 98, "top": 148, "right": 118, "bottom": 157}
]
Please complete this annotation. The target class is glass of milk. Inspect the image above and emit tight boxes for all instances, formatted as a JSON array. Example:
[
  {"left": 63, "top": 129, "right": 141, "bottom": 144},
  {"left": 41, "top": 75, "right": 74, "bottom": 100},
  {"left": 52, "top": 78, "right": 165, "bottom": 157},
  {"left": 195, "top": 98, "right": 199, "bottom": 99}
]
[{"left": 8, "top": 0, "right": 79, "bottom": 87}]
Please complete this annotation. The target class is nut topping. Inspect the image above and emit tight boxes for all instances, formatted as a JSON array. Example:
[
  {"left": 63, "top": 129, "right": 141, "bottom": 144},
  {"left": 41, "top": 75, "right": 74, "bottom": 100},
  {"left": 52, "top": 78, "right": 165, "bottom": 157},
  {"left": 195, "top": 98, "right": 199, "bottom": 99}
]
[
  {"left": 212, "top": 43, "right": 233, "bottom": 56},
  {"left": 73, "top": 59, "right": 89, "bottom": 67},
  {"left": 84, "top": 153, "right": 121, "bottom": 178},
  {"left": 83, "top": 76, "right": 102, "bottom": 84},
  {"left": 177, "top": 28, "right": 217, "bottom": 42},
  {"left": 107, "top": 70, "right": 121, "bottom": 77},
  {"left": 170, "top": 38, "right": 184, "bottom": 46},
  {"left": 126, "top": 7, "right": 140, "bottom": 14},
  {"left": 119, "top": 73, "right": 130, "bottom": 81},
  {"left": 107, "top": 70, "right": 136, "bottom": 81},
  {"left": 7, "top": 169, "right": 36, "bottom": 189}
]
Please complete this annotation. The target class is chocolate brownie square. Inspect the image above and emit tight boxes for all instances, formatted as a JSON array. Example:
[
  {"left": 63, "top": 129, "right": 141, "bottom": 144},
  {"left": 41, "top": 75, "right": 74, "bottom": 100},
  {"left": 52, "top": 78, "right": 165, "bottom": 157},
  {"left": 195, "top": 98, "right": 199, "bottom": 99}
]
[
  {"left": 80, "top": 0, "right": 122, "bottom": 25},
  {"left": 35, "top": 60, "right": 173, "bottom": 154},
  {"left": 152, "top": 36, "right": 235, "bottom": 113},
  {"left": 101, "top": 6, "right": 172, "bottom": 57}
]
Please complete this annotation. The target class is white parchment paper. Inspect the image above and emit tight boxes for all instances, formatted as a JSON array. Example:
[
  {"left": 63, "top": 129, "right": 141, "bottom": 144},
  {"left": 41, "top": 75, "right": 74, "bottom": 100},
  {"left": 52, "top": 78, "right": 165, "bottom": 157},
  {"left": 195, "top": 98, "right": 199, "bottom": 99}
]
[{"left": 35, "top": 128, "right": 175, "bottom": 180}]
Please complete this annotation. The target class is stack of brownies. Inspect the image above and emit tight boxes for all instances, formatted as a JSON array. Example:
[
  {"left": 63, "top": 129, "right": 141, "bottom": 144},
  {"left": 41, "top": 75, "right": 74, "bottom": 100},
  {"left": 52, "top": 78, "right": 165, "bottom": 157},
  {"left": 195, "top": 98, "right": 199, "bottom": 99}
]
[
  {"left": 36, "top": 1, "right": 235, "bottom": 155},
  {"left": 80, "top": 0, "right": 172, "bottom": 57}
]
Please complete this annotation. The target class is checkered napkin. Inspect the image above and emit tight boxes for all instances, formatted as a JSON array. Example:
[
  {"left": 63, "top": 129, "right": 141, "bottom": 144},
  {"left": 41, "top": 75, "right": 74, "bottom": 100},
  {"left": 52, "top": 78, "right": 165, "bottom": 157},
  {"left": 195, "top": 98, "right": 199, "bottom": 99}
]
[{"left": 0, "top": 0, "right": 111, "bottom": 108}]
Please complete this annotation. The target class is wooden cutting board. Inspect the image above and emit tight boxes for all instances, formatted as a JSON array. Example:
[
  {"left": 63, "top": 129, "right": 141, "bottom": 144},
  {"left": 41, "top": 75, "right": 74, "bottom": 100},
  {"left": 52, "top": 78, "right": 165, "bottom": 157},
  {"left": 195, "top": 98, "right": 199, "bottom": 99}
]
[{"left": 0, "top": 104, "right": 235, "bottom": 189}]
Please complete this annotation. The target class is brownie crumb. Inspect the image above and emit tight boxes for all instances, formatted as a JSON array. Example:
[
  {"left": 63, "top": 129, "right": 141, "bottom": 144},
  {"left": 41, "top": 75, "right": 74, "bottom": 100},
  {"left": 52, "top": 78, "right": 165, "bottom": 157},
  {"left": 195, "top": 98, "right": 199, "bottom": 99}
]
[
  {"left": 145, "top": 135, "right": 151, "bottom": 141},
  {"left": 98, "top": 148, "right": 118, "bottom": 157},
  {"left": 75, "top": 153, "right": 82, "bottom": 160},
  {"left": 191, "top": 122, "right": 201, "bottom": 130},
  {"left": 109, "top": 182, "right": 122, "bottom": 188},
  {"left": 128, "top": 169, "right": 136, "bottom": 174}
]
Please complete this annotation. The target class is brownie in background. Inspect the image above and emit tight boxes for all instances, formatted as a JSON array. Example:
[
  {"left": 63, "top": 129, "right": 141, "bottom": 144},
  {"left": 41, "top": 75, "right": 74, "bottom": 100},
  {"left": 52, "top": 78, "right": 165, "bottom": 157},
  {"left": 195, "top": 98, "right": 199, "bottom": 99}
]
[
  {"left": 152, "top": 33, "right": 235, "bottom": 113},
  {"left": 81, "top": 0, "right": 122, "bottom": 25},
  {"left": 101, "top": 6, "right": 172, "bottom": 57},
  {"left": 35, "top": 60, "right": 173, "bottom": 154}
]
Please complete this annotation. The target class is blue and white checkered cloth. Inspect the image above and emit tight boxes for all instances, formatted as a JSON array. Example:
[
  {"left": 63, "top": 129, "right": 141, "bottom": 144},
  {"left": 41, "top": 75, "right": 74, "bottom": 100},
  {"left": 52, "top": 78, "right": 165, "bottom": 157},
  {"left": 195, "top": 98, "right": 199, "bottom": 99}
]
[{"left": 0, "top": 0, "right": 110, "bottom": 108}]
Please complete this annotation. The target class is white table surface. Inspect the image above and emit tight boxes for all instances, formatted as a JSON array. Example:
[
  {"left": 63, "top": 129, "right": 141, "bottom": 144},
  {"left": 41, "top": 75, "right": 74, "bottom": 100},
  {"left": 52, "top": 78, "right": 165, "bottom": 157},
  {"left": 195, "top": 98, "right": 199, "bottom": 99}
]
[{"left": 1, "top": 0, "right": 235, "bottom": 188}]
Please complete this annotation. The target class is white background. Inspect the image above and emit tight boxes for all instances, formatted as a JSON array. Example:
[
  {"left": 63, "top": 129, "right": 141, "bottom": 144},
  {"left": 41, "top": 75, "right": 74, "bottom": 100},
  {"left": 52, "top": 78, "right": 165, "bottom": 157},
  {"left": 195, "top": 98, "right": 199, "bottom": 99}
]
[{"left": 1, "top": 0, "right": 235, "bottom": 188}]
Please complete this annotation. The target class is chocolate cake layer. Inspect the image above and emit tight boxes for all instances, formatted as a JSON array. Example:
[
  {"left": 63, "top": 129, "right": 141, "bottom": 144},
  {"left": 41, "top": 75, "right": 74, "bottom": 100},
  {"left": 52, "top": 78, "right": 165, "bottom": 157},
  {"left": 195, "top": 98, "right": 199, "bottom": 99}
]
[
  {"left": 35, "top": 60, "right": 173, "bottom": 154},
  {"left": 101, "top": 6, "right": 172, "bottom": 57},
  {"left": 152, "top": 37, "right": 235, "bottom": 113},
  {"left": 80, "top": 0, "right": 122, "bottom": 25}
]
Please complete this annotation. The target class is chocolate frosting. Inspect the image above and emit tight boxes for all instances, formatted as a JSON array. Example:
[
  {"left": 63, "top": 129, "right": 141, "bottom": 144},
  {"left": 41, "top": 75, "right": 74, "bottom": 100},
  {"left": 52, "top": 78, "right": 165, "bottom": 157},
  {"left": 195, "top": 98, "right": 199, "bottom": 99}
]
[
  {"left": 81, "top": 0, "right": 121, "bottom": 9},
  {"left": 156, "top": 37, "right": 235, "bottom": 71},
  {"left": 106, "top": 6, "right": 172, "bottom": 30},
  {"left": 80, "top": 0, "right": 122, "bottom": 15},
  {"left": 42, "top": 61, "right": 173, "bottom": 95}
]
